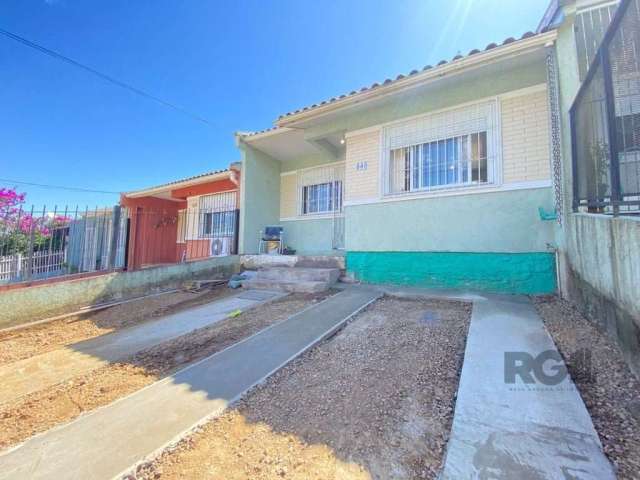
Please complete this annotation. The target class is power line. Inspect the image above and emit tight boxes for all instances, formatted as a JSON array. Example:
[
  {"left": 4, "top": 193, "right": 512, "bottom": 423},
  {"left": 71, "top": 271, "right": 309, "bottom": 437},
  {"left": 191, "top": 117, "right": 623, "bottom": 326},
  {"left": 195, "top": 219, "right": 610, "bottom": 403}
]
[
  {"left": 0, "top": 178, "right": 120, "bottom": 194},
  {"left": 0, "top": 28, "right": 214, "bottom": 126}
]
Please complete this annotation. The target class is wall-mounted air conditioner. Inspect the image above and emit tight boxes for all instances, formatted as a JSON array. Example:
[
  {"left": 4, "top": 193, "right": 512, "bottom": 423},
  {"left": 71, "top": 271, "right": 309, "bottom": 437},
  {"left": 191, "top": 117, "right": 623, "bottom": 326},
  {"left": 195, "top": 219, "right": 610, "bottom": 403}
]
[{"left": 210, "top": 237, "right": 232, "bottom": 257}]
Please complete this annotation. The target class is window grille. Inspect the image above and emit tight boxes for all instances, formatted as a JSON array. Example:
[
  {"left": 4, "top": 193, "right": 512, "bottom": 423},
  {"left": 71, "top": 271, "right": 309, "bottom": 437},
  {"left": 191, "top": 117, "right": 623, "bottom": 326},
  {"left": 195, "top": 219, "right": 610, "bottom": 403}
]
[
  {"left": 198, "top": 192, "right": 237, "bottom": 237},
  {"left": 575, "top": 2, "right": 620, "bottom": 81},
  {"left": 297, "top": 164, "right": 345, "bottom": 215},
  {"left": 571, "top": 0, "right": 640, "bottom": 215},
  {"left": 383, "top": 101, "right": 499, "bottom": 195}
]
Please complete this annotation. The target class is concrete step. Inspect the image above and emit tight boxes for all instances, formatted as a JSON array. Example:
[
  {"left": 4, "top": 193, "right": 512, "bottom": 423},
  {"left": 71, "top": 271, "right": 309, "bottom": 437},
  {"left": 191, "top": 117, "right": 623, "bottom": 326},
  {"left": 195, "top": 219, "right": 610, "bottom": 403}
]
[
  {"left": 243, "top": 278, "right": 330, "bottom": 293},
  {"left": 256, "top": 267, "right": 340, "bottom": 284}
]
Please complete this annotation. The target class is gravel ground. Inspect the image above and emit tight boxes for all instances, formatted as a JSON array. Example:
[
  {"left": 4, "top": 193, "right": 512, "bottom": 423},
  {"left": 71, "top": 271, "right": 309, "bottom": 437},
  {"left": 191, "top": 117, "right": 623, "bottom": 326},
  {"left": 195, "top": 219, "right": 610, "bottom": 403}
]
[
  {"left": 0, "top": 286, "right": 236, "bottom": 365},
  {"left": 533, "top": 295, "right": 640, "bottom": 479},
  {"left": 0, "top": 291, "right": 332, "bottom": 451},
  {"left": 135, "top": 296, "right": 472, "bottom": 480}
]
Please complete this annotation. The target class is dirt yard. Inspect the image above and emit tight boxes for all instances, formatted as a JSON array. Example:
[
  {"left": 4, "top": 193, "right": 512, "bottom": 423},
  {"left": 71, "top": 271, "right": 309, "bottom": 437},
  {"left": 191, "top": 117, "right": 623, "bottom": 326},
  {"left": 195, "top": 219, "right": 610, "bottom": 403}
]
[
  {"left": 534, "top": 296, "right": 640, "bottom": 480},
  {"left": 135, "top": 296, "right": 472, "bottom": 480},
  {"left": 0, "top": 286, "right": 237, "bottom": 365},
  {"left": 0, "top": 291, "right": 333, "bottom": 450}
]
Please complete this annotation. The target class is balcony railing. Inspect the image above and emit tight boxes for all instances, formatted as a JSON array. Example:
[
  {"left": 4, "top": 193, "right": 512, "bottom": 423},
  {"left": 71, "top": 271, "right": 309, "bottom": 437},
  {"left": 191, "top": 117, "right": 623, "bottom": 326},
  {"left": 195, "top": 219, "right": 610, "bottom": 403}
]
[{"left": 571, "top": 0, "right": 640, "bottom": 215}]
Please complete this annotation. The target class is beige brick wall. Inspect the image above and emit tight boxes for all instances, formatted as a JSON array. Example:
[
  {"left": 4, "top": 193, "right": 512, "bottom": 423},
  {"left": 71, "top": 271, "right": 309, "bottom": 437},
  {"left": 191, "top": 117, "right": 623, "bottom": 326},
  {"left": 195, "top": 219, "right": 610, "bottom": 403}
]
[
  {"left": 345, "top": 129, "right": 380, "bottom": 202},
  {"left": 501, "top": 88, "right": 551, "bottom": 183},
  {"left": 280, "top": 173, "right": 297, "bottom": 218}
]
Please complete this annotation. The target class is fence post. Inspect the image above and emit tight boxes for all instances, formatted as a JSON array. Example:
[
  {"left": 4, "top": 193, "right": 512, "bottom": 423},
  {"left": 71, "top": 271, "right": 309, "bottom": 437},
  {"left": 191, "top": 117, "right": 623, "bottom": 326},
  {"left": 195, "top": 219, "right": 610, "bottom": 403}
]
[
  {"left": 601, "top": 39, "right": 622, "bottom": 215},
  {"left": 107, "top": 205, "right": 121, "bottom": 270},
  {"left": 15, "top": 253, "right": 22, "bottom": 280},
  {"left": 25, "top": 206, "right": 35, "bottom": 281}
]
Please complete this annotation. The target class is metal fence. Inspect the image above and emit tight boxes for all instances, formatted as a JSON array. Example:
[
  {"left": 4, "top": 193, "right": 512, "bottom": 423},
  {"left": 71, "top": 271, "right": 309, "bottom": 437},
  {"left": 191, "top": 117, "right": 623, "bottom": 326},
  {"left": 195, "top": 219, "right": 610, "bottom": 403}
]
[
  {"left": 0, "top": 205, "right": 127, "bottom": 284},
  {"left": 0, "top": 202, "right": 240, "bottom": 285},
  {"left": 571, "top": 0, "right": 640, "bottom": 215}
]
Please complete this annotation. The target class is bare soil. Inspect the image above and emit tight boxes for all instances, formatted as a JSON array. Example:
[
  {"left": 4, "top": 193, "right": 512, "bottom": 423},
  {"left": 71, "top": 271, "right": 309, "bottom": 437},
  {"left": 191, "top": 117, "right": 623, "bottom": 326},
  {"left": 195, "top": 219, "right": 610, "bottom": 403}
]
[
  {"left": 0, "top": 286, "right": 236, "bottom": 365},
  {"left": 534, "top": 295, "right": 640, "bottom": 479},
  {"left": 135, "top": 296, "right": 472, "bottom": 480},
  {"left": 0, "top": 291, "right": 332, "bottom": 450}
]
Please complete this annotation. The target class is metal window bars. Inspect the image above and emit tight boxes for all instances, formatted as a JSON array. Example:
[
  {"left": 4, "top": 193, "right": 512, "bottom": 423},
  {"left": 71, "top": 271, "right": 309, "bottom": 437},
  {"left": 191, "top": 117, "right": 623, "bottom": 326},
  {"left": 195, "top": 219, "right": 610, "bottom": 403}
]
[{"left": 571, "top": 0, "right": 640, "bottom": 215}]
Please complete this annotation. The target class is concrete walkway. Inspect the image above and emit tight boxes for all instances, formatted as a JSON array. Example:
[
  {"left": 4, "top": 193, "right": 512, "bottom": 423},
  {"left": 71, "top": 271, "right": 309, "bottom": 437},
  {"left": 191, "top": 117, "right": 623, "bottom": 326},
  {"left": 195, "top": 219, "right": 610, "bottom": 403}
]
[
  {"left": 0, "top": 287, "right": 380, "bottom": 480},
  {"left": 0, "top": 289, "right": 284, "bottom": 404},
  {"left": 440, "top": 295, "right": 615, "bottom": 479}
]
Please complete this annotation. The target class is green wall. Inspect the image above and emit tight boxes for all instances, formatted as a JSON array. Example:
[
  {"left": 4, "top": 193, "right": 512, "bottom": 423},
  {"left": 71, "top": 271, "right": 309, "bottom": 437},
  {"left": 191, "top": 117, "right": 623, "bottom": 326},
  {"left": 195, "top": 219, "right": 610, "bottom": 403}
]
[
  {"left": 303, "top": 61, "right": 547, "bottom": 140},
  {"left": 345, "top": 187, "right": 556, "bottom": 253},
  {"left": 238, "top": 143, "right": 281, "bottom": 254},
  {"left": 280, "top": 217, "right": 337, "bottom": 255},
  {"left": 347, "top": 251, "right": 556, "bottom": 294}
]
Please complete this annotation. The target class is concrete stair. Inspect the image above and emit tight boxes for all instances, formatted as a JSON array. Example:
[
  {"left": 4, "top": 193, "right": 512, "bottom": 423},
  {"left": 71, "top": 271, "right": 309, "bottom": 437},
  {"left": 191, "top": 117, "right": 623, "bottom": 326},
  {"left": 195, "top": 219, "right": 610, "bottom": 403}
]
[{"left": 243, "top": 267, "right": 340, "bottom": 293}]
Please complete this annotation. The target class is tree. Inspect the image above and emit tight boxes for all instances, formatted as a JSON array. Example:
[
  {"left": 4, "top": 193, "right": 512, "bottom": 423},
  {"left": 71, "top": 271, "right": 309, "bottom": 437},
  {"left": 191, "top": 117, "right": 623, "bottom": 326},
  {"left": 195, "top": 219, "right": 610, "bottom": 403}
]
[{"left": 0, "top": 188, "right": 71, "bottom": 255}]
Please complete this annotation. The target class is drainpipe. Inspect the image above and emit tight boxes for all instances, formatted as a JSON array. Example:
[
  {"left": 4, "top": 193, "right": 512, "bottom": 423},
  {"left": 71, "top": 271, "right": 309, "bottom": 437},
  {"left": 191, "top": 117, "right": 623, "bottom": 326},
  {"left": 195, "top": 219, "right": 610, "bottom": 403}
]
[{"left": 546, "top": 242, "right": 562, "bottom": 297}]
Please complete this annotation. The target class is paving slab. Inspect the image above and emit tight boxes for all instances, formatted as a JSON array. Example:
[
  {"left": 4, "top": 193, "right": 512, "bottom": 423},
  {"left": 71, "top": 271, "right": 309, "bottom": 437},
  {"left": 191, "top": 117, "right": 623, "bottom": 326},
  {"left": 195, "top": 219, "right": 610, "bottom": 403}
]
[
  {"left": 0, "top": 287, "right": 380, "bottom": 480},
  {"left": 0, "top": 290, "right": 284, "bottom": 405},
  {"left": 440, "top": 295, "right": 616, "bottom": 479}
]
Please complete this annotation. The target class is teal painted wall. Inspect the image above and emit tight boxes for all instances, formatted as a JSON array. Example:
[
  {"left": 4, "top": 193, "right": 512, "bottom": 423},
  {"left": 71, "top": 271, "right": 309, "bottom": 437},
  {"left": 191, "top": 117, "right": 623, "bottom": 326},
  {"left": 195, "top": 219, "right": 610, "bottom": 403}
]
[
  {"left": 345, "top": 187, "right": 556, "bottom": 253},
  {"left": 347, "top": 251, "right": 556, "bottom": 294},
  {"left": 281, "top": 217, "right": 337, "bottom": 255},
  {"left": 238, "top": 143, "right": 281, "bottom": 254}
]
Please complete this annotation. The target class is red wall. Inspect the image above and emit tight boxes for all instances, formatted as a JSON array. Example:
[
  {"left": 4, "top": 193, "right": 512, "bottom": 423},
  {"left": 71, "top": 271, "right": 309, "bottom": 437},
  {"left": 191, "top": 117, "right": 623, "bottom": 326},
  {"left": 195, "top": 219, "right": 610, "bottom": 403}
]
[
  {"left": 121, "top": 173, "right": 240, "bottom": 271},
  {"left": 120, "top": 196, "right": 186, "bottom": 270}
]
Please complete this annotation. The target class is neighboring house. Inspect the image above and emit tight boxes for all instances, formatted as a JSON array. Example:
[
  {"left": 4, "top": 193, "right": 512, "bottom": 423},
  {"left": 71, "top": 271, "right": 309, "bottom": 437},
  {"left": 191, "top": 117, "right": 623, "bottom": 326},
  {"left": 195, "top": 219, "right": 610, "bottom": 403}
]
[
  {"left": 236, "top": 30, "right": 560, "bottom": 294},
  {"left": 121, "top": 165, "right": 241, "bottom": 270}
]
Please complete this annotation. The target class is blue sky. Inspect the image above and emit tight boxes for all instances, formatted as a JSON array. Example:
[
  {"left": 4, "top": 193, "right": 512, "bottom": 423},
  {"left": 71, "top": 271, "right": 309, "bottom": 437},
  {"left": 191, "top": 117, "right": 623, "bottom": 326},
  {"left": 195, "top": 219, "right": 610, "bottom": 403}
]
[{"left": 1, "top": 0, "right": 548, "bottom": 208}]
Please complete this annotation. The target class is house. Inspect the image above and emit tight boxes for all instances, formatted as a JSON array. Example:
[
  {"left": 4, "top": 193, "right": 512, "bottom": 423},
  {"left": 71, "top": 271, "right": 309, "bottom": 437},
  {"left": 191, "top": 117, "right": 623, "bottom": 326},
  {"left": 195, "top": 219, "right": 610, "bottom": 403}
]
[
  {"left": 120, "top": 165, "right": 241, "bottom": 270},
  {"left": 235, "top": 30, "right": 560, "bottom": 294}
]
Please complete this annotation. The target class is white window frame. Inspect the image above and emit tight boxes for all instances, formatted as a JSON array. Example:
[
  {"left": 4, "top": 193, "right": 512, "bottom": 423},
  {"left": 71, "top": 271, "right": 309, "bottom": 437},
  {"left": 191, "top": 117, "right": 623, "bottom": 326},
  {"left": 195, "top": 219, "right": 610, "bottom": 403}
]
[
  {"left": 381, "top": 99, "right": 502, "bottom": 197},
  {"left": 296, "top": 162, "right": 345, "bottom": 217}
]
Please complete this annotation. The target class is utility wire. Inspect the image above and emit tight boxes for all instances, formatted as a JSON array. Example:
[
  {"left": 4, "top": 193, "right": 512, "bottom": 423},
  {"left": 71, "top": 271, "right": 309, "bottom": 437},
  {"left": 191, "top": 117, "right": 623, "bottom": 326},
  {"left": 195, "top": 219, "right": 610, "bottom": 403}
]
[
  {"left": 0, "top": 28, "right": 214, "bottom": 126},
  {"left": 0, "top": 178, "right": 120, "bottom": 194}
]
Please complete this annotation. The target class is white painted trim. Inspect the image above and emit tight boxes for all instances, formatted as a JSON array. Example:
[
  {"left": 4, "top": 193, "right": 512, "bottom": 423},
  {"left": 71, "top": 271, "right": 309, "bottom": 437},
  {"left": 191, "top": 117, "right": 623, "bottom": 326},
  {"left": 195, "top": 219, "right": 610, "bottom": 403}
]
[
  {"left": 276, "top": 31, "right": 557, "bottom": 127},
  {"left": 236, "top": 127, "right": 293, "bottom": 142},
  {"left": 280, "top": 171, "right": 297, "bottom": 177},
  {"left": 279, "top": 214, "right": 344, "bottom": 222},
  {"left": 343, "top": 180, "right": 552, "bottom": 207}
]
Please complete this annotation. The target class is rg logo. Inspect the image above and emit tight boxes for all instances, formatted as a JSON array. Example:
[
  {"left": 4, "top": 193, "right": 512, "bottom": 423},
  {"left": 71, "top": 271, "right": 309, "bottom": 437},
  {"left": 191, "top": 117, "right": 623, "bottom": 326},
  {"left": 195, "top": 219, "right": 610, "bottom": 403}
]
[{"left": 504, "top": 349, "right": 593, "bottom": 386}]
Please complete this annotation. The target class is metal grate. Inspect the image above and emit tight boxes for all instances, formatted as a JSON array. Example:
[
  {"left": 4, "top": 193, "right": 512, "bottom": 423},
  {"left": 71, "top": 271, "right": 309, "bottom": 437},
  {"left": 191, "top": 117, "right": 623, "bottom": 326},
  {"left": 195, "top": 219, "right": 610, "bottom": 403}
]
[
  {"left": 571, "top": 0, "right": 640, "bottom": 215},
  {"left": 383, "top": 101, "right": 499, "bottom": 195},
  {"left": 575, "top": 2, "right": 620, "bottom": 81}
]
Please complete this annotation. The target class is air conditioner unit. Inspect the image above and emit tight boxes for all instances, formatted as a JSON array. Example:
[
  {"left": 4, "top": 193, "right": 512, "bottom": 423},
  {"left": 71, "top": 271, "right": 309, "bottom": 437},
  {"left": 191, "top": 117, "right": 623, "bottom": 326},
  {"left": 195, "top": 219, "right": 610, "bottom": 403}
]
[{"left": 210, "top": 237, "right": 232, "bottom": 257}]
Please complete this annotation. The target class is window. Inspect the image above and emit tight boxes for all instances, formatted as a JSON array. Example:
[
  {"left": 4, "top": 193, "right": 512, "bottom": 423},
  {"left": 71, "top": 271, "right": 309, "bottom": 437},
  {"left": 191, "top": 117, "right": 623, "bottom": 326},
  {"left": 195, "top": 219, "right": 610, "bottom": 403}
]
[
  {"left": 296, "top": 163, "right": 345, "bottom": 216},
  {"left": 198, "top": 192, "right": 237, "bottom": 238},
  {"left": 201, "top": 211, "right": 236, "bottom": 237},
  {"left": 302, "top": 181, "right": 343, "bottom": 214},
  {"left": 389, "top": 132, "right": 488, "bottom": 193},
  {"left": 384, "top": 101, "right": 497, "bottom": 195}
]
